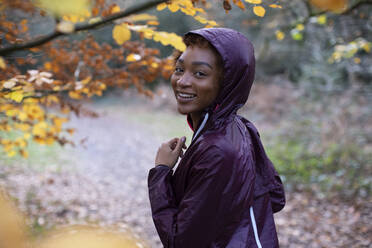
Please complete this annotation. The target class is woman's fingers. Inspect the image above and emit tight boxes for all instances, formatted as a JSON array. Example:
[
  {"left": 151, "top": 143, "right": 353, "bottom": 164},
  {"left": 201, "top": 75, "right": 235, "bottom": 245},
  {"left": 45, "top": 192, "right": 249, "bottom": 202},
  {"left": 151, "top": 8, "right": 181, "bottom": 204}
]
[
  {"left": 168, "top": 138, "right": 179, "bottom": 150},
  {"left": 173, "top": 136, "right": 186, "bottom": 156}
]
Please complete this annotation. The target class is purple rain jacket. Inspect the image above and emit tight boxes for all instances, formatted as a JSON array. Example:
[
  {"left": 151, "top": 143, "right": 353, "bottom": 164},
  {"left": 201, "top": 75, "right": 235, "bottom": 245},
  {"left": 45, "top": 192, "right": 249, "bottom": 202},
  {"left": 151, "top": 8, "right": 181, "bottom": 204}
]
[{"left": 148, "top": 28, "right": 285, "bottom": 248}]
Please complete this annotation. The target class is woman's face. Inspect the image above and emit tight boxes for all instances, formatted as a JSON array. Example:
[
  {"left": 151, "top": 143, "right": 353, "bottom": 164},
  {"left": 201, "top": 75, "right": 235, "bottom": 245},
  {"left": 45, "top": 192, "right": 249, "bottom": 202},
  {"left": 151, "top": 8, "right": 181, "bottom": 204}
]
[{"left": 171, "top": 45, "right": 221, "bottom": 117}]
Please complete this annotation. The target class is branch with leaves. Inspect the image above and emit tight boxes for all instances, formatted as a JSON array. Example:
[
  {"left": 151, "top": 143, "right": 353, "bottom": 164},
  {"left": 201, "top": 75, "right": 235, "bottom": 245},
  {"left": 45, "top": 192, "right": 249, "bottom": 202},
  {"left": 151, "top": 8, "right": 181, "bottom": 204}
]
[{"left": 0, "top": 0, "right": 168, "bottom": 55}]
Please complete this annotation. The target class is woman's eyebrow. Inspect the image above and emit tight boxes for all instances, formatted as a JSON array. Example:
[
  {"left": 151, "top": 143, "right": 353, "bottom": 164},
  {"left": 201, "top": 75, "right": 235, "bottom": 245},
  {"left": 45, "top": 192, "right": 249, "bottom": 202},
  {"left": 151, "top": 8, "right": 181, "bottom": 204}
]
[
  {"left": 192, "top": 61, "right": 213, "bottom": 69},
  {"left": 177, "top": 59, "right": 213, "bottom": 69}
]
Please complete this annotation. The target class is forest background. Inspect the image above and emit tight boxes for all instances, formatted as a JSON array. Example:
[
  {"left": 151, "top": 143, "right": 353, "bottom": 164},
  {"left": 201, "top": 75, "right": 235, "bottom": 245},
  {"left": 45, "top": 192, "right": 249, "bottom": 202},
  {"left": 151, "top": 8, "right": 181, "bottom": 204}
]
[{"left": 0, "top": 0, "right": 371, "bottom": 247}]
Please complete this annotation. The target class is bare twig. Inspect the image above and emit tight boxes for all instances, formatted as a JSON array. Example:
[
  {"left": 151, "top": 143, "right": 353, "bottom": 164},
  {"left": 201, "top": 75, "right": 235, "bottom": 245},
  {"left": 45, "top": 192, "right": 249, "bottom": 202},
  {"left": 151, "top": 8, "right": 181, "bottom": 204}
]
[{"left": 0, "top": 0, "right": 168, "bottom": 56}]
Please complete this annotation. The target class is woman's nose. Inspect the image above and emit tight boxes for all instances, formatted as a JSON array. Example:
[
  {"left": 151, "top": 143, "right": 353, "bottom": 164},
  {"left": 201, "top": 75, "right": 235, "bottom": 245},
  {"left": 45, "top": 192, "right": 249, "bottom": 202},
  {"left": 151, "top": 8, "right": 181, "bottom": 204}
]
[{"left": 177, "top": 73, "right": 191, "bottom": 87}]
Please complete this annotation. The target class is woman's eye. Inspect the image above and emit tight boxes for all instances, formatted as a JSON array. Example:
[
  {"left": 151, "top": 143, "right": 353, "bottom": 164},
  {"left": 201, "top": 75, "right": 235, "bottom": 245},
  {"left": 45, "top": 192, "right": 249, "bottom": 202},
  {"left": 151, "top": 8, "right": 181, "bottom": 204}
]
[
  {"left": 174, "top": 67, "right": 184, "bottom": 74},
  {"left": 195, "top": 71, "right": 207, "bottom": 77}
]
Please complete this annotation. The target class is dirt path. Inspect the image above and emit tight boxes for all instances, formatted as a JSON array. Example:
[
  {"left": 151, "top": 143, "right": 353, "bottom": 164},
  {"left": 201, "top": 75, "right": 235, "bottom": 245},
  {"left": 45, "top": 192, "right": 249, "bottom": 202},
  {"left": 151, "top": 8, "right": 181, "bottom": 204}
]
[
  {"left": 1, "top": 100, "right": 371, "bottom": 248},
  {"left": 64, "top": 105, "right": 164, "bottom": 246}
]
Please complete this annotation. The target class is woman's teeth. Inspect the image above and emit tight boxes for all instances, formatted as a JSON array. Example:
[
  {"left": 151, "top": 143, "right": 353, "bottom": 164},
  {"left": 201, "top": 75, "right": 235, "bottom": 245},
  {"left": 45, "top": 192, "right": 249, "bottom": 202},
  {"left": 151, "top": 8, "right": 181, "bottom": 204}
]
[{"left": 178, "top": 93, "right": 196, "bottom": 99}]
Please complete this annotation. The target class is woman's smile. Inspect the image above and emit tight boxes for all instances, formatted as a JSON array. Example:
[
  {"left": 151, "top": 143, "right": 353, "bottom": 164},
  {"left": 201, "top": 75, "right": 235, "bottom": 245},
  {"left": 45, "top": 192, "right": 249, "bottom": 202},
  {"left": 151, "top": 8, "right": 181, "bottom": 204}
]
[{"left": 176, "top": 91, "right": 197, "bottom": 101}]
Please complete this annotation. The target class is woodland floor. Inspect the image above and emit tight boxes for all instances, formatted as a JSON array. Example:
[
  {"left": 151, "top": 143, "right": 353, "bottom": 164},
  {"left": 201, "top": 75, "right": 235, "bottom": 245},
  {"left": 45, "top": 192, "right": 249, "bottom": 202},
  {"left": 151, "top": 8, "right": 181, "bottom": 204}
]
[{"left": 0, "top": 91, "right": 371, "bottom": 248}]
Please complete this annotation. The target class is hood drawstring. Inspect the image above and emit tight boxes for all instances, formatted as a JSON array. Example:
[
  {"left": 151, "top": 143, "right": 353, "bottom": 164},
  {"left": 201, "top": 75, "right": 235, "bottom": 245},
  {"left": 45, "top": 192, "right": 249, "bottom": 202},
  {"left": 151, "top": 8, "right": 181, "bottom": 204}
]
[{"left": 192, "top": 112, "right": 209, "bottom": 143}]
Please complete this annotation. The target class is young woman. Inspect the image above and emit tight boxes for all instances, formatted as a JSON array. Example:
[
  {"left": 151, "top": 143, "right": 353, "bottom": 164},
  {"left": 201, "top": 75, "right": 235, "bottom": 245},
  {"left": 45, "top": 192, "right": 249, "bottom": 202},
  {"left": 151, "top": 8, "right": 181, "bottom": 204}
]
[{"left": 148, "top": 28, "right": 285, "bottom": 248}]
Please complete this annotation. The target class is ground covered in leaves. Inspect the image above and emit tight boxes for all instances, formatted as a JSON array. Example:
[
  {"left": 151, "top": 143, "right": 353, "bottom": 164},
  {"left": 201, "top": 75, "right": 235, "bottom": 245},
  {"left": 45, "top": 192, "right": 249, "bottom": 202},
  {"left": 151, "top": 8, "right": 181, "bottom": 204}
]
[{"left": 0, "top": 92, "right": 371, "bottom": 247}]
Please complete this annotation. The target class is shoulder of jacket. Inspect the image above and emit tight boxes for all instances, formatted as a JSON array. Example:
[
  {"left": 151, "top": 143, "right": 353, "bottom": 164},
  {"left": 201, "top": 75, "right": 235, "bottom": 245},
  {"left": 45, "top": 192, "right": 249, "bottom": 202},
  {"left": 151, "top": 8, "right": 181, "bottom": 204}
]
[{"left": 194, "top": 137, "right": 236, "bottom": 163}]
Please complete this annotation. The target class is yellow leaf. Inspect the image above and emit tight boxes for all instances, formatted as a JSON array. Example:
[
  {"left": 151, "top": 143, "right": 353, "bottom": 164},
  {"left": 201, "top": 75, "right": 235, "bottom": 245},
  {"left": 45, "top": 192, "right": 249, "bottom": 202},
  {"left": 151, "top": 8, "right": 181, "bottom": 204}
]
[
  {"left": 147, "top": 20, "right": 159, "bottom": 26},
  {"left": 63, "top": 14, "right": 80, "bottom": 23},
  {"left": 362, "top": 43, "right": 371, "bottom": 53},
  {"left": 32, "top": 121, "right": 48, "bottom": 138},
  {"left": 82, "top": 88, "right": 89, "bottom": 94},
  {"left": 180, "top": 7, "right": 196, "bottom": 16},
  {"left": 7, "top": 150, "right": 16, "bottom": 157},
  {"left": 18, "top": 112, "right": 28, "bottom": 121},
  {"left": 269, "top": 4, "right": 282, "bottom": 8},
  {"left": 23, "top": 104, "right": 44, "bottom": 120},
  {"left": 245, "top": 0, "right": 261, "bottom": 4},
  {"left": 129, "top": 14, "right": 157, "bottom": 22},
  {"left": 296, "top": 24, "right": 305, "bottom": 31},
  {"left": 157, "top": 3, "right": 167, "bottom": 11},
  {"left": 81, "top": 76, "right": 91, "bottom": 85},
  {"left": 168, "top": 3, "right": 180, "bottom": 12},
  {"left": 24, "top": 133, "right": 31, "bottom": 140},
  {"left": 253, "top": 6, "right": 265, "bottom": 17},
  {"left": 353, "top": 57, "right": 361, "bottom": 64},
  {"left": 69, "top": 91, "right": 82, "bottom": 99},
  {"left": 317, "top": 15, "right": 327, "bottom": 25},
  {"left": 53, "top": 117, "right": 68, "bottom": 132},
  {"left": 8, "top": 91, "right": 24, "bottom": 103},
  {"left": 14, "top": 123, "right": 30, "bottom": 132},
  {"left": 275, "top": 30, "right": 285, "bottom": 41},
  {"left": 194, "top": 16, "right": 208, "bottom": 24},
  {"left": 57, "top": 21, "right": 75, "bottom": 33},
  {"left": 112, "top": 24, "right": 131, "bottom": 45},
  {"left": 0, "top": 57, "right": 6, "bottom": 69},
  {"left": 111, "top": 5, "right": 120, "bottom": 14},
  {"left": 5, "top": 109, "right": 18, "bottom": 117},
  {"left": 208, "top": 20, "right": 218, "bottom": 26},
  {"left": 34, "top": 0, "right": 91, "bottom": 17},
  {"left": 126, "top": 54, "right": 141, "bottom": 62},
  {"left": 151, "top": 62, "right": 159, "bottom": 68}
]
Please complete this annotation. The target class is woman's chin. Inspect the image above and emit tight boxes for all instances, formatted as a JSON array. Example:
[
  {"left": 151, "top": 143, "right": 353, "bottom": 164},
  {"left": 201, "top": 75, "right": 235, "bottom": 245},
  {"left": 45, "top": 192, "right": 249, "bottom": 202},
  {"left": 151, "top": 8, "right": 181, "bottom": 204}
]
[{"left": 177, "top": 106, "right": 190, "bottom": 115}]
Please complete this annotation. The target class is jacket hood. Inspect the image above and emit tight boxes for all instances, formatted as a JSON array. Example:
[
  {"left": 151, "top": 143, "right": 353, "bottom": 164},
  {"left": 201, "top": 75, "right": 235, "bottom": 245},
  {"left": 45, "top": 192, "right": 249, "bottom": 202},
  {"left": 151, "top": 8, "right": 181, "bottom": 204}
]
[
  {"left": 186, "top": 28, "right": 255, "bottom": 121},
  {"left": 185, "top": 28, "right": 285, "bottom": 210}
]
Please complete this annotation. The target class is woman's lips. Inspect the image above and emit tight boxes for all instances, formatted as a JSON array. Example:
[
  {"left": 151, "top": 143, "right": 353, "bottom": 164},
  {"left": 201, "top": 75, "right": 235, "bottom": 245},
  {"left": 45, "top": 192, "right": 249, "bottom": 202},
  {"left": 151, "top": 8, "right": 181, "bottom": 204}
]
[{"left": 176, "top": 92, "right": 196, "bottom": 102}]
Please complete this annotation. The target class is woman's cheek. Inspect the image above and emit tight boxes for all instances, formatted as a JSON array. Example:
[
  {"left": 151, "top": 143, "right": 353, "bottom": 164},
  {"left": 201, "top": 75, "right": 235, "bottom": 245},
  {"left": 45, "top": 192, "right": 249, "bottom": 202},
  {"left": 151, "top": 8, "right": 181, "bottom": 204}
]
[{"left": 170, "top": 74, "right": 178, "bottom": 90}]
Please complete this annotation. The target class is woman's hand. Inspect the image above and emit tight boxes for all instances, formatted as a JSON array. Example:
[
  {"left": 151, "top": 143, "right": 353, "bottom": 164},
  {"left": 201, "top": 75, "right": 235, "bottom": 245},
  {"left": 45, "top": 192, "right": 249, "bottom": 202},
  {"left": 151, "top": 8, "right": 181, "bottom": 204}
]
[{"left": 155, "top": 136, "right": 187, "bottom": 168}]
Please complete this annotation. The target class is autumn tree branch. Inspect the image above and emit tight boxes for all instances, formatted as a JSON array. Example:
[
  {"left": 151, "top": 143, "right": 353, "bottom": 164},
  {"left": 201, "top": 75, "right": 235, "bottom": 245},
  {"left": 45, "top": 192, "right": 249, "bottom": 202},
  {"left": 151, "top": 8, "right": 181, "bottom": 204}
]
[{"left": 0, "top": 0, "right": 168, "bottom": 56}]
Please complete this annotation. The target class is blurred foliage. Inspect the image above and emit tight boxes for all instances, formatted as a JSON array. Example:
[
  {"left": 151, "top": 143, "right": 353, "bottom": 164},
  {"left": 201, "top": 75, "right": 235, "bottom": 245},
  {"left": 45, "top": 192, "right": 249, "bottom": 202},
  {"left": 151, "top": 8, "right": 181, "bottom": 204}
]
[
  {"left": 259, "top": 85, "right": 372, "bottom": 198},
  {"left": 0, "top": 0, "right": 278, "bottom": 157},
  {"left": 0, "top": 188, "right": 146, "bottom": 248},
  {"left": 1, "top": 0, "right": 370, "bottom": 156},
  {"left": 0, "top": 190, "right": 27, "bottom": 248},
  {"left": 209, "top": 0, "right": 372, "bottom": 88}
]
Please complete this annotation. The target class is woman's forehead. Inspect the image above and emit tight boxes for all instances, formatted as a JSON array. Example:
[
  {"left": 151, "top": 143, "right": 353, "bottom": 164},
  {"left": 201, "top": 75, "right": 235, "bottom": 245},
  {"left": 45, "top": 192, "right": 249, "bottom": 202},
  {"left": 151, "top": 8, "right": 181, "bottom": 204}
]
[{"left": 178, "top": 46, "right": 217, "bottom": 66}]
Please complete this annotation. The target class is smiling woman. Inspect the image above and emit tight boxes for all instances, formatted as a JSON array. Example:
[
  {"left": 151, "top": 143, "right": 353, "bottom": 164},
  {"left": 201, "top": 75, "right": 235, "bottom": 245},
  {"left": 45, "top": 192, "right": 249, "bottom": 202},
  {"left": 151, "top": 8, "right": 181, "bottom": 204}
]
[
  {"left": 171, "top": 35, "right": 222, "bottom": 129},
  {"left": 148, "top": 28, "right": 285, "bottom": 248}
]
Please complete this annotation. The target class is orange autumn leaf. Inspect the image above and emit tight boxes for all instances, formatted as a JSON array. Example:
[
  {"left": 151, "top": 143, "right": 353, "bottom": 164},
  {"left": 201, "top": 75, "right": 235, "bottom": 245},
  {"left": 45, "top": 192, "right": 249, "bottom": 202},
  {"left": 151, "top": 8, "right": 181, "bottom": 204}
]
[
  {"left": 310, "top": 0, "right": 348, "bottom": 12},
  {"left": 245, "top": 0, "right": 262, "bottom": 4}
]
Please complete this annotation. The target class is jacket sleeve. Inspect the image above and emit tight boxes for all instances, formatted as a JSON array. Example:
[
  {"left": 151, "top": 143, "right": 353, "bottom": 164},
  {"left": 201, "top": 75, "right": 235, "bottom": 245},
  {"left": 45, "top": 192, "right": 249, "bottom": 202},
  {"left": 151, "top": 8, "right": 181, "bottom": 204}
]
[{"left": 148, "top": 146, "right": 254, "bottom": 248}]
